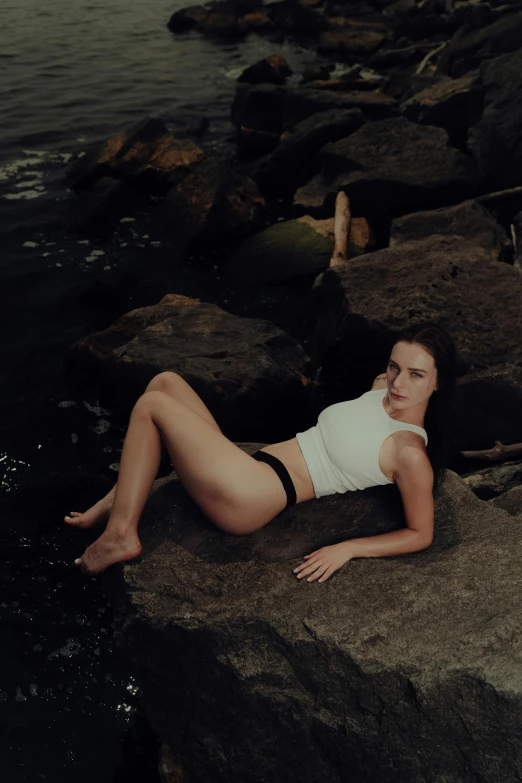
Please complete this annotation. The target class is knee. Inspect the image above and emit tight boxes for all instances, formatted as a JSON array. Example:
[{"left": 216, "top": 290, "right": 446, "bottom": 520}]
[
  {"left": 134, "top": 390, "right": 169, "bottom": 413},
  {"left": 145, "top": 371, "right": 182, "bottom": 393}
]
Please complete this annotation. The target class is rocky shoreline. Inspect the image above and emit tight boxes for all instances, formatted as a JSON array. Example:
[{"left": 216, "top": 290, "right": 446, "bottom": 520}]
[{"left": 60, "top": 1, "right": 522, "bottom": 779}]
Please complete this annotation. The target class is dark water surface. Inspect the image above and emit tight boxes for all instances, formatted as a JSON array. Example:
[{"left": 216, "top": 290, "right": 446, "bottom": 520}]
[{"left": 0, "top": 2, "right": 314, "bottom": 780}]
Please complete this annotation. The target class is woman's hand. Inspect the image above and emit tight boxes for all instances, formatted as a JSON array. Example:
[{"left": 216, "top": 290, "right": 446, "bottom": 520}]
[{"left": 293, "top": 542, "right": 354, "bottom": 584}]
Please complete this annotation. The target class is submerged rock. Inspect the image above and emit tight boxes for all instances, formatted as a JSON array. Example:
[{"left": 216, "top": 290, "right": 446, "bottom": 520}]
[
  {"left": 64, "top": 294, "right": 311, "bottom": 442},
  {"left": 107, "top": 469, "right": 522, "bottom": 783},
  {"left": 67, "top": 117, "right": 205, "bottom": 196}
]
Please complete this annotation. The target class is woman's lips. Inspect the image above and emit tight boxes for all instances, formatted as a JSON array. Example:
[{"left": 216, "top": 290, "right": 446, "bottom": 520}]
[{"left": 391, "top": 391, "right": 406, "bottom": 400}]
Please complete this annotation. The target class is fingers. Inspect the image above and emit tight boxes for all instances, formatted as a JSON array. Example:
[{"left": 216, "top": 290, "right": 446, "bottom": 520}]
[
  {"left": 318, "top": 565, "right": 335, "bottom": 583},
  {"left": 306, "top": 562, "right": 329, "bottom": 582},
  {"left": 293, "top": 556, "right": 319, "bottom": 576}
]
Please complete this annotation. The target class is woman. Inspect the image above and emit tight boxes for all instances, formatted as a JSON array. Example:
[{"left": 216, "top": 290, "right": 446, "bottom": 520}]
[{"left": 67, "top": 321, "right": 457, "bottom": 581}]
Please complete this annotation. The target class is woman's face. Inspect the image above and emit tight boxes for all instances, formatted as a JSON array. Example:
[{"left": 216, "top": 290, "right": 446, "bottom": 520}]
[{"left": 386, "top": 341, "right": 438, "bottom": 407}]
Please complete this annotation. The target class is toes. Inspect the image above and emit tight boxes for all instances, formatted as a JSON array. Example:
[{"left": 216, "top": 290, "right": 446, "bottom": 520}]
[
  {"left": 75, "top": 557, "right": 96, "bottom": 576},
  {"left": 65, "top": 512, "right": 82, "bottom": 523}
]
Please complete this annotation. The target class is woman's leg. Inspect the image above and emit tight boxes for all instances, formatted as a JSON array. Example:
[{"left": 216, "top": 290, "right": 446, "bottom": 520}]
[
  {"left": 74, "top": 390, "right": 287, "bottom": 575},
  {"left": 65, "top": 372, "right": 221, "bottom": 528}
]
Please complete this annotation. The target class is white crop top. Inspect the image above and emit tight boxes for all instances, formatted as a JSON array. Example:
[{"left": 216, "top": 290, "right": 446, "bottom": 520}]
[{"left": 295, "top": 388, "right": 428, "bottom": 498}]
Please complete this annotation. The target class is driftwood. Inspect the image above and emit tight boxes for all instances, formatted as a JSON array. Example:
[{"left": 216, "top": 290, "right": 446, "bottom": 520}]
[
  {"left": 329, "top": 191, "right": 351, "bottom": 268},
  {"left": 460, "top": 440, "right": 522, "bottom": 463},
  {"left": 475, "top": 185, "right": 522, "bottom": 207},
  {"left": 415, "top": 41, "right": 448, "bottom": 75}
]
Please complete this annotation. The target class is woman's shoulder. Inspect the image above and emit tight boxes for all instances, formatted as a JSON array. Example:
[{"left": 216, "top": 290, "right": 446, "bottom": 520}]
[{"left": 390, "top": 431, "right": 432, "bottom": 478}]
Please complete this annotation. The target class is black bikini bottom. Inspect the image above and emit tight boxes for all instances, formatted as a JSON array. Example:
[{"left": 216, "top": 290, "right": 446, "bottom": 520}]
[{"left": 251, "top": 450, "right": 297, "bottom": 509}]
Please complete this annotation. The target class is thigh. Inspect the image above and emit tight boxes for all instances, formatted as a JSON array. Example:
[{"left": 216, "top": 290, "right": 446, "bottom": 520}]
[{"left": 142, "top": 392, "right": 287, "bottom": 533}]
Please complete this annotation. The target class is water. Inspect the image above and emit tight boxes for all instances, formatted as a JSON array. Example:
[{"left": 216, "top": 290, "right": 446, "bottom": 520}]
[{"left": 0, "top": 2, "right": 315, "bottom": 780}]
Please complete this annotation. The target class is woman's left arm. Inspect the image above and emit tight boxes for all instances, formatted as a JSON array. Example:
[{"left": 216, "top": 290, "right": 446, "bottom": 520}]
[
  {"left": 294, "top": 446, "right": 434, "bottom": 583},
  {"left": 347, "top": 446, "right": 434, "bottom": 557}
]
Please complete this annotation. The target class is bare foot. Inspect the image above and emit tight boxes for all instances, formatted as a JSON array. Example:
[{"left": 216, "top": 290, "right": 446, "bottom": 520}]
[
  {"left": 64, "top": 488, "right": 116, "bottom": 529},
  {"left": 74, "top": 530, "right": 142, "bottom": 575}
]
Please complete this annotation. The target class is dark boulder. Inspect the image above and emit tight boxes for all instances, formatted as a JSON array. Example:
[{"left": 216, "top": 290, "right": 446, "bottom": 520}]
[
  {"left": 64, "top": 294, "right": 311, "bottom": 443},
  {"left": 293, "top": 117, "right": 483, "bottom": 219},
  {"left": 390, "top": 200, "right": 512, "bottom": 263},
  {"left": 467, "top": 48, "right": 522, "bottom": 192},
  {"left": 437, "top": 10, "right": 522, "bottom": 78},
  {"left": 106, "top": 468, "right": 522, "bottom": 783},
  {"left": 67, "top": 117, "right": 205, "bottom": 196},
  {"left": 246, "top": 108, "right": 365, "bottom": 198},
  {"left": 308, "top": 235, "right": 522, "bottom": 413},
  {"left": 237, "top": 54, "right": 293, "bottom": 85},
  {"left": 401, "top": 71, "right": 483, "bottom": 149},
  {"left": 152, "top": 157, "right": 268, "bottom": 254}
]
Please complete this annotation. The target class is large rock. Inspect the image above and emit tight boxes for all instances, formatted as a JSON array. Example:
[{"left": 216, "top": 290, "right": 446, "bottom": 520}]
[
  {"left": 166, "top": 4, "right": 210, "bottom": 32},
  {"left": 67, "top": 117, "right": 205, "bottom": 196},
  {"left": 490, "top": 483, "right": 522, "bottom": 515},
  {"left": 317, "top": 28, "right": 386, "bottom": 59},
  {"left": 467, "top": 48, "right": 522, "bottom": 192},
  {"left": 308, "top": 235, "right": 522, "bottom": 421},
  {"left": 293, "top": 117, "right": 483, "bottom": 219},
  {"left": 152, "top": 157, "right": 268, "bottom": 253},
  {"left": 237, "top": 54, "right": 292, "bottom": 85},
  {"left": 245, "top": 108, "right": 366, "bottom": 197},
  {"left": 231, "top": 83, "right": 289, "bottom": 157},
  {"left": 453, "top": 364, "right": 522, "bottom": 451},
  {"left": 389, "top": 200, "right": 512, "bottom": 263},
  {"left": 285, "top": 85, "right": 399, "bottom": 126},
  {"left": 224, "top": 213, "right": 376, "bottom": 284},
  {"left": 400, "top": 71, "right": 483, "bottom": 148},
  {"left": 63, "top": 294, "right": 311, "bottom": 443},
  {"left": 437, "top": 10, "right": 522, "bottom": 78},
  {"left": 223, "top": 218, "right": 333, "bottom": 284},
  {"left": 197, "top": 0, "right": 258, "bottom": 38},
  {"left": 107, "top": 469, "right": 522, "bottom": 783}
]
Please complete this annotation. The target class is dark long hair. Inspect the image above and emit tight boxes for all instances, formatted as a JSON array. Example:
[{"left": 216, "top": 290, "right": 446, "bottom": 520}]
[{"left": 390, "top": 322, "right": 458, "bottom": 493}]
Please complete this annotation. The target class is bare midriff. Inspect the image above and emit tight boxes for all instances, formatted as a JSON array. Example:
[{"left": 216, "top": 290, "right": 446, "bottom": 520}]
[
  {"left": 261, "top": 434, "right": 399, "bottom": 501},
  {"left": 259, "top": 438, "right": 316, "bottom": 504}
]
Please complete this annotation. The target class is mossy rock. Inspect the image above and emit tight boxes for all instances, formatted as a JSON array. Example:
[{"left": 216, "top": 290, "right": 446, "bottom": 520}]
[{"left": 224, "top": 218, "right": 332, "bottom": 283}]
